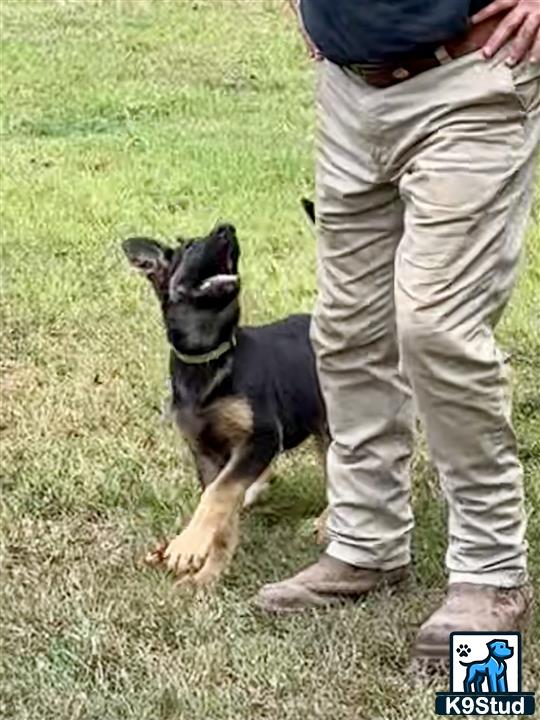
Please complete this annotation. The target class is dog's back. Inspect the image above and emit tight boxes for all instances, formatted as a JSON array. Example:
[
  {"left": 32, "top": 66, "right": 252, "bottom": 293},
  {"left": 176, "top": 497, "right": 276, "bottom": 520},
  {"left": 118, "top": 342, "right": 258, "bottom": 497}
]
[{"left": 229, "top": 313, "right": 325, "bottom": 450}]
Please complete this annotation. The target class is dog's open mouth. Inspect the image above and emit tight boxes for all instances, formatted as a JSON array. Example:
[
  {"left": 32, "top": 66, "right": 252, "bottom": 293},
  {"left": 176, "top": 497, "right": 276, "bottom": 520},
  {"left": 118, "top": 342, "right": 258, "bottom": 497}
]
[{"left": 171, "top": 224, "right": 239, "bottom": 295}]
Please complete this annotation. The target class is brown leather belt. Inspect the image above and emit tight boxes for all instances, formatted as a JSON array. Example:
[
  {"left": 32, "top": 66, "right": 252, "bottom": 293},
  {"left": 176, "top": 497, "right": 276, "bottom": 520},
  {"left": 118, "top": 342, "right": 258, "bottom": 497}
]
[{"left": 345, "top": 13, "right": 505, "bottom": 88}]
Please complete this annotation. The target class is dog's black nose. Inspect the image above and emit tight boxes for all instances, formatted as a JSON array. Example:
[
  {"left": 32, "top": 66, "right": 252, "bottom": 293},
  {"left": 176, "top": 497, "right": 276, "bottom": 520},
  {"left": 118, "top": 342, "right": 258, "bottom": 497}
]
[{"left": 215, "top": 223, "right": 236, "bottom": 240}]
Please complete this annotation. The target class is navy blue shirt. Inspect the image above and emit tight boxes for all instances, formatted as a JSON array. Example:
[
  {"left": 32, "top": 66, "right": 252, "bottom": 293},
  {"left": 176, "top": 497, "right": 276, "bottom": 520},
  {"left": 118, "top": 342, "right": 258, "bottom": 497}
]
[{"left": 300, "top": 0, "right": 493, "bottom": 64}]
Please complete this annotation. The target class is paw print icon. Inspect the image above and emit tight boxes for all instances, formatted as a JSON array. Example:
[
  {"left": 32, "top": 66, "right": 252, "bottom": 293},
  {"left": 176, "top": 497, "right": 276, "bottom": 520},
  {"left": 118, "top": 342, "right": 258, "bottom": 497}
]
[{"left": 456, "top": 643, "right": 471, "bottom": 658}]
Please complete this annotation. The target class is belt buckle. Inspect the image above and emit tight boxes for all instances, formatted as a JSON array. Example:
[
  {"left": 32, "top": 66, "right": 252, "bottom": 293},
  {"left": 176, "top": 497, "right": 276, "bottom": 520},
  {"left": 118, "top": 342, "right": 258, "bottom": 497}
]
[
  {"left": 392, "top": 67, "right": 410, "bottom": 80},
  {"left": 349, "top": 62, "right": 406, "bottom": 82}
]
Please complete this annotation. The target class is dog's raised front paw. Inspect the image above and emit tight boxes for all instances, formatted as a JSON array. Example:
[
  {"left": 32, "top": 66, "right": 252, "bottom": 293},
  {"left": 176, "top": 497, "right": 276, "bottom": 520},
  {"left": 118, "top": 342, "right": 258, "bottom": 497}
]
[
  {"left": 144, "top": 540, "right": 168, "bottom": 567},
  {"left": 163, "top": 483, "right": 245, "bottom": 587},
  {"left": 164, "top": 527, "right": 214, "bottom": 577}
]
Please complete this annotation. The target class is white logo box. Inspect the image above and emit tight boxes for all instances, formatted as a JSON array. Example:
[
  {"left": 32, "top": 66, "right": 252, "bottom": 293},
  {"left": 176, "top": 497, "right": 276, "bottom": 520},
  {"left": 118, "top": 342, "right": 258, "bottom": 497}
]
[{"left": 450, "top": 632, "right": 521, "bottom": 694}]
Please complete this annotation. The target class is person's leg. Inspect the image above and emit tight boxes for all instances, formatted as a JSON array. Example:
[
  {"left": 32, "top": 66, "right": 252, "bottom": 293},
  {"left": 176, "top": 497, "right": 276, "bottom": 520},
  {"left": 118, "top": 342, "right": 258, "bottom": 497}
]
[
  {"left": 391, "top": 53, "right": 539, "bottom": 655},
  {"left": 256, "top": 61, "right": 413, "bottom": 611},
  {"left": 314, "top": 94, "right": 414, "bottom": 573}
]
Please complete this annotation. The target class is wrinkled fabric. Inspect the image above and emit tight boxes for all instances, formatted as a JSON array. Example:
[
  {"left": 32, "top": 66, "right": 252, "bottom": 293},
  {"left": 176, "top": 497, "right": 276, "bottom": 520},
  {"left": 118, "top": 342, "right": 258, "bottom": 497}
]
[{"left": 312, "top": 52, "right": 540, "bottom": 588}]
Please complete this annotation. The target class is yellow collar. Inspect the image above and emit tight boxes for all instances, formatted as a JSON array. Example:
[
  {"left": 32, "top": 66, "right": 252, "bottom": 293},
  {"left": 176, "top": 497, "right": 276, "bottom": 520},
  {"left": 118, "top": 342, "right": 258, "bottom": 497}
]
[{"left": 171, "top": 335, "right": 236, "bottom": 365}]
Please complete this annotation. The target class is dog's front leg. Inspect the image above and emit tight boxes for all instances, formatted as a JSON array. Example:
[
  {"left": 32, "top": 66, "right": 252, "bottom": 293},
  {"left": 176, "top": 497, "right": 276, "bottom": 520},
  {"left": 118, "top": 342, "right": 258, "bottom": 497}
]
[
  {"left": 193, "top": 449, "right": 223, "bottom": 490},
  {"left": 164, "top": 476, "right": 244, "bottom": 586},
  {"left": 164, "top": 444, "right": 276, "bottom": 587}
]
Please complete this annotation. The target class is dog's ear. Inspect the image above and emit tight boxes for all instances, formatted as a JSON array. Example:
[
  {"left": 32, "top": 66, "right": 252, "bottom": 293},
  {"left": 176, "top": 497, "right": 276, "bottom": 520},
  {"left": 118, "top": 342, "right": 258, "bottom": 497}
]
[
  {"left": 122, "top": 237, "right": 172, "bottom": 291},
  {"left": 301, "top": 198, "right": 315, "bottom": 224}
]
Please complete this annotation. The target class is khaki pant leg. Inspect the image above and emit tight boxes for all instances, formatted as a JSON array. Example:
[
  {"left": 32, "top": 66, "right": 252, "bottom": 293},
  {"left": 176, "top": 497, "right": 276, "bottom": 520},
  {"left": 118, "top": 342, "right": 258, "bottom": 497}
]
[
  {"left": 394, "top": 55, "right": 540, "bottom": 588},
  {"left": 313, "top": 61, "right": 414, "bottom": 570}
]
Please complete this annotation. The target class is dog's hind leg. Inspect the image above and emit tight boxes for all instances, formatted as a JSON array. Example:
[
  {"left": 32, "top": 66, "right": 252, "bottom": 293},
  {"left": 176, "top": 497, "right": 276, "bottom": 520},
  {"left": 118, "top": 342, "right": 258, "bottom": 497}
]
[
  {"left": 314, "top": 506, "right": 330, "bottom": 545},
  {"left": 243, "top": 466, "right": 273, "bottom": 508},
  {"left": 314, "top": 429, "right": 330, "bottom": 475}
]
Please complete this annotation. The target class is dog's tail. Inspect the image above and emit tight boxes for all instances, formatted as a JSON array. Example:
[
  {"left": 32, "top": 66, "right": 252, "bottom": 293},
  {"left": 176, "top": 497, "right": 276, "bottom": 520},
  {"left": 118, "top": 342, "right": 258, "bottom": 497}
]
[{"left": 301, "top": 197, "right": 315, "bottom": 224}]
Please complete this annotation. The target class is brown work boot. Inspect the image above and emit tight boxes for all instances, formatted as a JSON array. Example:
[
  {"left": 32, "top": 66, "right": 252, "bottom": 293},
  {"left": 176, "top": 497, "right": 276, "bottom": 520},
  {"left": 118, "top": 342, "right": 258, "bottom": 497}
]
[
  {"left": 413, "top": 583, "right": 533, "bottom": 665},
  {"left": 254, "top": 553, "right": 410, "bottom": 613}
]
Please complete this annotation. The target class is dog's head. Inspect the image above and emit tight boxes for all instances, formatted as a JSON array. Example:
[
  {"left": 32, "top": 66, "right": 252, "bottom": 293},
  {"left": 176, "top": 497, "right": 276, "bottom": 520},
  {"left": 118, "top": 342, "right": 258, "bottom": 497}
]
[
  {"left": 487, "top": 640, "right": 513, "bottom": 660},
  {"left": 122, "top": 223, "right": 241, "bottom": 355}
]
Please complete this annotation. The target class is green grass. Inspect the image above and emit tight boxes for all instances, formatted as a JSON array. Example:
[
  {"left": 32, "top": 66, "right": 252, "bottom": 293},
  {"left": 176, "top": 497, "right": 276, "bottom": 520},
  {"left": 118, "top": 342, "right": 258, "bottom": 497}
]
[{"left": 1, "top": 2, "right": 539, "bottom": 718}]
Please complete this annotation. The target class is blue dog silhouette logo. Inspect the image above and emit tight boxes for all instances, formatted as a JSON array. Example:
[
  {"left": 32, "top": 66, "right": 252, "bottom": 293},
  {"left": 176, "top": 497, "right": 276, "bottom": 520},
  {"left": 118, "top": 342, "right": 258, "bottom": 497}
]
[
  {"left": 458, "top": 638, "right": 513, "bottom": 693},
  {"left": 435, "top": 632, "right": 536, "bottom": 715}
]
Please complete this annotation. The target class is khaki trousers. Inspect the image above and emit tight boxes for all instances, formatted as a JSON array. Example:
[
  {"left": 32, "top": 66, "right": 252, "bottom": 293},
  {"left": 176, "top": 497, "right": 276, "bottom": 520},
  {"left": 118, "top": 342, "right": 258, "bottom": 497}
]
[{"left": 312, "top": 51, "right": 540, "bottom": 588}]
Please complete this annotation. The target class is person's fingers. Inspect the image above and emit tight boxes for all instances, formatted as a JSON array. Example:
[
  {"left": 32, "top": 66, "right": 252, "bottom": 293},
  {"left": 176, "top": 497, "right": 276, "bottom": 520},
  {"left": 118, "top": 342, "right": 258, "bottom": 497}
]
[
  {"left": 481, "top": 7, "right": 527, "bottom": 57},
  {"left": 303, "top": 38, "right": 319, "bottom": 60},
  {"left": 471, "top": 0, "right": 518, "bottom": 25},
  {"left": 506, "top": 15, "right": 540, "bottom": 65}
]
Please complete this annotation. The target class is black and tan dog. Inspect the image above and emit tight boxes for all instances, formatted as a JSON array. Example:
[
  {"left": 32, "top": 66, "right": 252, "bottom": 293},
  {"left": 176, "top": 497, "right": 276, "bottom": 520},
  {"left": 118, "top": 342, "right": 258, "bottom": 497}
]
[{"left": 123, "top": 221, "right": 327, "bottom": 586}]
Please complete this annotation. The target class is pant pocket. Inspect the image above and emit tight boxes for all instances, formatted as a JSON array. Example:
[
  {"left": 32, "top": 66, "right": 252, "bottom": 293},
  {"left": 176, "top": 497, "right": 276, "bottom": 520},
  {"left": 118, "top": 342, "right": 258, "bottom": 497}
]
[
  {"left": 508, "top": 61, "right": 540, "bottom": 114},
  {"left": 481, "top": 53, "right": 540, "bottom": 117}
]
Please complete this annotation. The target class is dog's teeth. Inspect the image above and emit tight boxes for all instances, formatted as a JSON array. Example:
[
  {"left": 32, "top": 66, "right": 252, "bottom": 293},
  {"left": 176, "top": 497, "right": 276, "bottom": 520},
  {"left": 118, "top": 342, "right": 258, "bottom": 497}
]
[{"left": 200, "top": 274, "right": 238, "bottom": 291}]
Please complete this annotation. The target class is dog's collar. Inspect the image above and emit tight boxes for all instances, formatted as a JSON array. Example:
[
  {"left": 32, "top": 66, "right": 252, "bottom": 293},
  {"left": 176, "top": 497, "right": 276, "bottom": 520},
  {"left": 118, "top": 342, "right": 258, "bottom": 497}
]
[{"left": 171, "top": 335, "right": 236, "bottom": 365}]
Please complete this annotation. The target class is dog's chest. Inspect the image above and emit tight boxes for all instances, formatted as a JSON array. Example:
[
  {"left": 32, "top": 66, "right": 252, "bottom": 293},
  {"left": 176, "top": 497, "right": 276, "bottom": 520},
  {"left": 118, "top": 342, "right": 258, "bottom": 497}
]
[
  {"left": 173, "top": 403, "right": 205, "bottom": 442},
  {"left": 172, "top": 395, "right": 253, "bottom": 451}
]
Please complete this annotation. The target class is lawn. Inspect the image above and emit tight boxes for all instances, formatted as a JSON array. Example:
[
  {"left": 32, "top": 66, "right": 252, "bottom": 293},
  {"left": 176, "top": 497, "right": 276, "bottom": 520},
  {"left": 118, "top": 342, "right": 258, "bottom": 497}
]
[{"left": 1, "top": 1, "right": 539, "bottom": 718}]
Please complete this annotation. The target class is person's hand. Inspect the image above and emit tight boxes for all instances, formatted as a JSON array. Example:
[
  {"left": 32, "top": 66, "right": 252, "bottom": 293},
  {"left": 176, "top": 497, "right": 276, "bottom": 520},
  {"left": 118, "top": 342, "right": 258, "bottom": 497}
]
[
  {"left": 471, "top": 0, "right": 540, "bottom": 66},
  {"left": 286, "top": 0, "right": 323, "bottom": 61}
]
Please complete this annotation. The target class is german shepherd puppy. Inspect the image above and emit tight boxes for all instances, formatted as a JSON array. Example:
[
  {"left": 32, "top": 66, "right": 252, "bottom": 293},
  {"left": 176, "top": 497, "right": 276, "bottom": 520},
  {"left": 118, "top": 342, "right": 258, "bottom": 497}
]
[{"left": 123, "top": 221, "right": 327, "bottom": 587}]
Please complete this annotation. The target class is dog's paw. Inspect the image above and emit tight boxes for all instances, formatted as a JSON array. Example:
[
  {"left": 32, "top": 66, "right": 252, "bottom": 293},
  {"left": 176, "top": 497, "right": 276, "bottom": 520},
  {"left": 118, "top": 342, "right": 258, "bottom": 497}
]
[
  {"left": 163, "top": 525, "right": 232, "bottom": 587},
  {"left": 163, "top": 528, "right": 214, "bottom": 578},
  {"left": 144, "top": 540, "right": 168, "bottom": 568},
  {"left": 163, "top": 483, "right": 244, "bottom": 587},
  {"left": 457, "top": 644, "right": 471, "bottom": 658}
]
